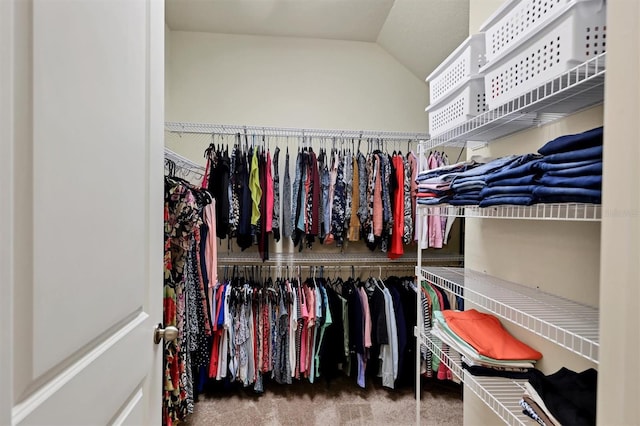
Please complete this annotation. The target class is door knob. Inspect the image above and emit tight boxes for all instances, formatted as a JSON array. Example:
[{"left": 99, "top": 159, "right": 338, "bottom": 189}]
[{"left": 154, "top": 323, "right": 178, "bottom": 344}]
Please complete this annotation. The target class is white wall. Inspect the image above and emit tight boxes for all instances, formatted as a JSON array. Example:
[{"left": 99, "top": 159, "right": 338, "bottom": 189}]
[{"left": 166, "top": 31, "right": 428, "bottom": 132}]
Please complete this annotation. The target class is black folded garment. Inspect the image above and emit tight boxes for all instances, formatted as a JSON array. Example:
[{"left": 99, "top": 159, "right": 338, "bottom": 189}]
[
  {"left": 528, "top": 367, "right": 597, "bottom": 426},
  {"left": 461, "top": 362, "right": 533, "bottom": 380}
]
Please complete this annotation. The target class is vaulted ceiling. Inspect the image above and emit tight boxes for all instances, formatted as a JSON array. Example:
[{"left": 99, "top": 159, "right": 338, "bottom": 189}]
[{"left": 165, "top": 0, "right": 470, "bottom": 81}]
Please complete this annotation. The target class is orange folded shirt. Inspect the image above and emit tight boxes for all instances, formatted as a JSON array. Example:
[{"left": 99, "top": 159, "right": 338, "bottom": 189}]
[{"left": 442, "top": 309, "right": 542, "bottom": 361}]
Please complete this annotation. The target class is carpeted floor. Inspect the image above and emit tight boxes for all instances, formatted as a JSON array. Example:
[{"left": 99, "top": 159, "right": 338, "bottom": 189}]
[{"left": 183, "top": 377, "right": 463, "bottom": 425}]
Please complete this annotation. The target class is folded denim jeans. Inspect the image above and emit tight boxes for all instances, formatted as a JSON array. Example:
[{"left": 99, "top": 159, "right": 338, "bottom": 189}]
[
  {"left": 416, "top": 161, "right": 471, "bottom": 181},
  {"left": 542, "top": 145, "right": 602, "bottom": 164},
  {"left": 534, "top": 159, "right": 600, "bottom": 172},
  {"left": 444, "top": 155, "right": 520, "bottom": 181},
  {"left": 487, "top": 174, "right": 537, "bottom": 187},
  {"left": 478, "top": 195, "right": 535, "bottom": 207},
  {"left": 485, "top": 159, "right": 544, "bottom": 184},
  {"left": 449, "top": 198, "right": 481, "bottom": 206},
  {"left": 544, "top": 161, "right": 602, "bottom": 177},
  {"left": 537, "top": 127, "right": 603, "bottom": 155},
  {"left": 418, "top": 182, "right": 452, "bottom": 192},
  {"left": 479, "top": 185, "right": 537, "bottom": 198},
  {"left": 452, "top": 181, "right": 486, "bottom": 192},
  {"left": 537, "top": 174, "right": 602, "bottom": 189},
  {"left": 533, "top": 186, "right": 601, "bottom": 203},
  {"left": 417, "top": 196, "right": 452, "bottom": 205}
]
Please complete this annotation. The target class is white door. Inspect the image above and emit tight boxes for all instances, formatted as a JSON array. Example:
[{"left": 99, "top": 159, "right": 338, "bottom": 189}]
[{"left": 0, "top": 0, "right": 164, "bottom": 425}]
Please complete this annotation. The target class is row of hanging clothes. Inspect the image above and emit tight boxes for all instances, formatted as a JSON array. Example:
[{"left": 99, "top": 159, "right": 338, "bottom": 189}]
[
  {"left": 201, "top": 134, "right": 457, "bottom": 261},
  {"left": 193, "top": 266, "right": 421, "bottom": 394},
  {"left": 164, "top": 171, "right": 215, "bottom": 426}
]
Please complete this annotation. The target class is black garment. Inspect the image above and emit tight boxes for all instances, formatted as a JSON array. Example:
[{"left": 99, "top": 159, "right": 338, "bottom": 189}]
[
  {"left": 208, "top": 149, "right": 230, "bottom": 238},
  {"left": 321, "top": 283, "right": 346, "bottom": 381},
  {"left": 369, "top": 285, "right": 388, "bottom": 346},
  {"left": 394, "top": 277, "right": 417, "bottom": 387},
  {"left": 258, "top": 150, "right": 269, "bottom": 261},
  {"left": 237, "top": 150, "right": 252, "bottom": 250},
  {"left": 292, "top": 151, "right": 306, "bottom": 249},
  {"left": 528, "top": 367, "right": 598, "bottom": 426},
  {"left": 346, "top": 280, "right": 365, "bottom": 356},
  {"left": 462, "top": 362, "right": 532, "bottom": 380},
  {"left": 389, "top": 285, "right": 406, "bottom": 384}
]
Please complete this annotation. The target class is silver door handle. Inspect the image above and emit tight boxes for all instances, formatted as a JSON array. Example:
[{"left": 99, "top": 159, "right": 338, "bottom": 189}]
[{"left": 154, "top": 323, "right": 178, "bottom": 344}]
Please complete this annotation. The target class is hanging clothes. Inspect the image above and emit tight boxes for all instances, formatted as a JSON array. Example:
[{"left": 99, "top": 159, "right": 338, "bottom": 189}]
[
  {"left": 163, "top": 176, "right": 212, "bottom": 426},
  {"left": 282, "top": 148, "right": 293, "bottom": 239},
  {"left": 272, "top": 147, "right": 281, "bottom": 241},
  {"left": 388, "top": 154, "right": 405, "bottom": 259}
]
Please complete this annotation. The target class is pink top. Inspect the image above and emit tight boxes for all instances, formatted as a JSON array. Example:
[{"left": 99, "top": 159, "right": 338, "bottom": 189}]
[
  {"left": 201, "top": 158, "right": 211, "bottom": 189},
  {"left": 359, "top": 287, "right": 372, "bottom": 348},
  {"left": 266, "top": 151, "right": 274, "bottom": 232},
  {"left": 427, "top": 153, "right": 443, "bottom": 248},
  {"left": 299, "top": 285, "right": 309, "bottom": 374},
  {"left": 203, "top": 201, "right": 217, "bottom": 292}
]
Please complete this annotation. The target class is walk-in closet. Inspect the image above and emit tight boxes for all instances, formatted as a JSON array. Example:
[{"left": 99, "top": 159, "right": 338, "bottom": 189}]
[
  {"left": 160, "top": 0, "right": 639, "bottom": 425},
  {"left": 4, "top": 1, "right": 637, "bottom": 425}
]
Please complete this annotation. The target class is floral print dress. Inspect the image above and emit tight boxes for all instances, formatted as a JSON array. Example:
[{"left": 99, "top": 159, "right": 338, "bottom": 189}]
[{"left": 164, "top": 177, "right": 204, "bottom": 425}]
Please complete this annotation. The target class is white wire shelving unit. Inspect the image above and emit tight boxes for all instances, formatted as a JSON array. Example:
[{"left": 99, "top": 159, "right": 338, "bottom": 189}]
[
  {"left": 218, "top": 251, "right": 463, "bottom": 267},
  {"left": 417, "top": 267, "right": 599, "bottom": 363},
  {"left": 418, "top": 203, "right": 601, "bottom": 221},
  {"left": 164, "top": 147, "right": 206, "bottom": 182},
  {"left": 165, "top": 122, "right": 430, "bottom": 142},
  {"left": 421, "top": 53, "right": 606, "bottom": 150},
  {"left": 424, "top": 333, "right": 530, "bottom": 426}
]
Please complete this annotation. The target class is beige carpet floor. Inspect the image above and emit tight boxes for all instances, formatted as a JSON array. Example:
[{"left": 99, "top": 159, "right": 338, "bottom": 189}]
[{"left": 183, "top": 377, "right": 462, "bottom": 426}]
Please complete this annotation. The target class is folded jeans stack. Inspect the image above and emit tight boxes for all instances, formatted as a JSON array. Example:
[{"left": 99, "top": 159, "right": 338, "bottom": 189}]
[
  {"left": 478, "top": 153, "right": 544, "bottom": 207},
  {"left": 532, "top": 127, "right": 603, "bottom": 204},
  {"left": 447, "top": 155, "right": 521, "bottom": 205},
  {"left": 415, "top": 160, "right": 472, "bottom": 205}
]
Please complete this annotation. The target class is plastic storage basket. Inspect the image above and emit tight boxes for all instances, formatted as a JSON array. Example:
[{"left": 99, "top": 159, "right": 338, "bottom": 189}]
[
  {"left": 427, "top": 77, "right": 487, "bottom": 137},
  {"left": 427, "top": 34, "right": 486, "bottom": 105},
  {"left": 481, "top": 0, "right": 606, "bottom": 109},
  {"left": 480, "top": 0, "right": 602, "bottom": 63}
]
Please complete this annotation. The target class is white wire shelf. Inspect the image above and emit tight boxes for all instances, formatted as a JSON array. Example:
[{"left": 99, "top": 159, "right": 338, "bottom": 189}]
[
  {"left": 218, "top": 251, "right": 463, "bottom": 266},
  {"left": 164, "top": 147, "right": 205, "bottom": 182},
  {"left": 417, "top": 267, "right": 599, "bottom": 363},
  {"left": 418, "top": 203, "right": 601, "bottom": 221},
  {"left": 423, "top": 333, "right": 530, "bottom": 426},
  {"left": 165, "top": 122, "right": 429, "bottom": 142},
  {"left": 421, "top": 53, "right": 606, "bottom": 149}
]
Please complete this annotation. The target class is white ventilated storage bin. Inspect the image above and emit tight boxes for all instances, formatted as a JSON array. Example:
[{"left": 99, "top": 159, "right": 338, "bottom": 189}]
[
  {"left": 427, "top": 34, "right": 486, "bottom": 105},
  {"left": 426, "top": 76, "right": 487, "bottom": 137},
  {"left": 481, "top": 0, "right": 607, "bottom": 109}
]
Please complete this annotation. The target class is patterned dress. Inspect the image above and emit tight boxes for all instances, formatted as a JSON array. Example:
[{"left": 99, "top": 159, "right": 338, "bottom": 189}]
[{"left": 164, "top": 177, "right": 203, "bottom": 426}]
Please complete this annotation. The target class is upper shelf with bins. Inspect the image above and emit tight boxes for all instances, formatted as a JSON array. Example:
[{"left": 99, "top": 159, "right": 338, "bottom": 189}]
[
  {"left": 416, "top": 267, "right": 599, "bottom": 363},
  {"left": 422, "top": 53, "right": 606, "bottom": 150}
]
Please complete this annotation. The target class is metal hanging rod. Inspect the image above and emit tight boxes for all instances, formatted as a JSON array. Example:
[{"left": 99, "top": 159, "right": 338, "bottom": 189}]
[
  {"left": 164, "top": 147, "right": 205, "bottom": 180},
  {"left": 165, "top": 121, "right": 429, "bottom": 142}
]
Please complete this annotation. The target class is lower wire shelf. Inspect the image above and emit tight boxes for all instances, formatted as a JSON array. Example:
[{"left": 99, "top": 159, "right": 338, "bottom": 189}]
[{"left": 423, "top": 332, "right": 532, "bottom": 426}]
